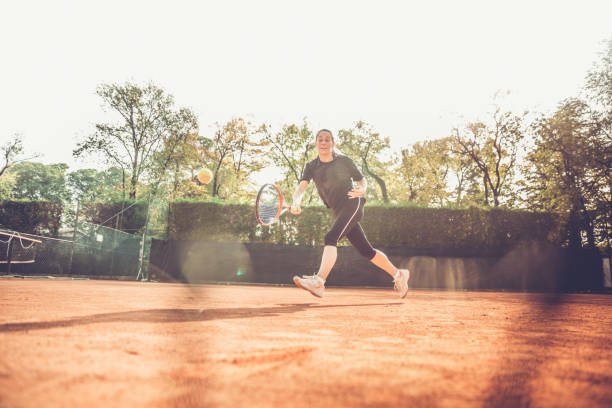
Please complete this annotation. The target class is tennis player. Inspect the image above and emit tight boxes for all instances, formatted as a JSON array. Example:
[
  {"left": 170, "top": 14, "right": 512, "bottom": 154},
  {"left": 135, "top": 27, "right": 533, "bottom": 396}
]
[{"left": 291, "top": 129, "right": 410, "bottom": 298}]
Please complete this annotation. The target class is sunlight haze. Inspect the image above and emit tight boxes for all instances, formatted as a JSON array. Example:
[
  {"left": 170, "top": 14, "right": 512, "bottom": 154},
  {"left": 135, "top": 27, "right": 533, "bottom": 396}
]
[{"left": 1, "top": 0, "right": 611, "bottom": 181}]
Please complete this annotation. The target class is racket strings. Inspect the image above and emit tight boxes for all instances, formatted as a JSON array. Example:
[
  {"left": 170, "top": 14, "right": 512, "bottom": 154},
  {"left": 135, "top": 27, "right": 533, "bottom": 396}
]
[
  {"left": 258, "top": 204, "right": 279, "bottom": 224},
  {"left": 257, "top": 186, "right": 282, "bottom": 225}
]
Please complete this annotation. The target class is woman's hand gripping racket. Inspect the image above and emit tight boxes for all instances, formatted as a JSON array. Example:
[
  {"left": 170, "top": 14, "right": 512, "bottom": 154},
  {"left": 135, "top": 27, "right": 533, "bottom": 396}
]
[{"left": 255, "top": 184, "right": 298, "bottom": 226}]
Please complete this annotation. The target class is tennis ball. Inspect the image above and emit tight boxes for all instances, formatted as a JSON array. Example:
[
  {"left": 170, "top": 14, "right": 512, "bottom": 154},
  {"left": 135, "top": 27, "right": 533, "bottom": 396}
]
[{"left": 197, "top": 168, "right": 213, "bottom": 184}]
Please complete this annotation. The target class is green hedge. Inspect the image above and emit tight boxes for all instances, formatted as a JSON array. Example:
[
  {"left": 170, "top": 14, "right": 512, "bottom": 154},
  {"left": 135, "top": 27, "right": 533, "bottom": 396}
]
[
  {"left": 360, "top": 206, "right": 564, "bottom": 249},
  {"left": 0, "top": 200, "right": 149, "bottom": 236},
  {"left": 81, "top": 201, "right": 148, "bottom": 234},
  {"left": 0, "top": 200, "right": 64, "bottom": 235},
  {"left": 168, "top": 202, "right": 565, "bottom": 250}
]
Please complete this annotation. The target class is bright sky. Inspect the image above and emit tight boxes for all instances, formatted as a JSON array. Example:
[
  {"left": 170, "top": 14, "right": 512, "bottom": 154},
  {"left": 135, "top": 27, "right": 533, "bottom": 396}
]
[{"left": 2, "top": 0, "right": 611, "bottom": 179}]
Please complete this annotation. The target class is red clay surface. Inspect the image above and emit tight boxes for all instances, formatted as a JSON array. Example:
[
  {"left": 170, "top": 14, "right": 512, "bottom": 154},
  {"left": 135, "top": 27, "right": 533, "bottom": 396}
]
[{"left": 0, "top": 279, "right": 611, "bottom": 408}]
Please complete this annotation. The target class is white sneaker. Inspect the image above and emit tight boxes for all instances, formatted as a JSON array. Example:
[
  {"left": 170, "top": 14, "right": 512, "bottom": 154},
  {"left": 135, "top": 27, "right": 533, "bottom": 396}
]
[
  {"left": 293, "top": 275, "right": 325, "bottom": 298},
  {"left": 394, "top": 269, "right": 410, "bottom": 298}
]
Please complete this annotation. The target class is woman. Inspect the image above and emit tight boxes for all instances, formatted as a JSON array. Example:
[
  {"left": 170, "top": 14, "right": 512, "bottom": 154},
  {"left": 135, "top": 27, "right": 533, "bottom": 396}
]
[{"left": 290, "top": 129, "right": 410, "bottom": 298}]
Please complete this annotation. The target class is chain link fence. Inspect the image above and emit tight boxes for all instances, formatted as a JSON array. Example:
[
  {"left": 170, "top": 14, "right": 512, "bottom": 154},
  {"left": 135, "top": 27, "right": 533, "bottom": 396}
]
[{"left": 0, "top": 196, "right": 168, "bottom": 280}]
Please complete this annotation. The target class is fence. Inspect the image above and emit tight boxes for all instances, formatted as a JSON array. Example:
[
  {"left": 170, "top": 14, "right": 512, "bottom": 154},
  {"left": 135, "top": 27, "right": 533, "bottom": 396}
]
[
  {"left": 149, "top": 239, "right": 606, "bottom": 291},
  {"left": 0, "top": 195, "right": 168, "bottom": 280}
]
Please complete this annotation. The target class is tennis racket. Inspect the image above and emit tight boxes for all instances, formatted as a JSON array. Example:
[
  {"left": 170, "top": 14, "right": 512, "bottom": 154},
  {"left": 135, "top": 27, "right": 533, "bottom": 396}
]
[{"left": 255, "top": 184, "right": 291, "bottom": 226}]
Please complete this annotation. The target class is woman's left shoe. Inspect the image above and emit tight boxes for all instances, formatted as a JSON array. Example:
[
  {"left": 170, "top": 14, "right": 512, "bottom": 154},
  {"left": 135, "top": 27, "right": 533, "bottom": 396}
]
[
  {"left": 394, "top": 269, "right": 410, "bottom": 298},
  {"left": 293, "top": 275, "right": 325, "bottom": 298}
]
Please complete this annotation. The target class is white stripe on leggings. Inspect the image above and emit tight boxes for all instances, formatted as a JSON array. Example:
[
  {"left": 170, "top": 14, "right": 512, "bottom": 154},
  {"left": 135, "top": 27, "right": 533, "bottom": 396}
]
[{"left": 336, "top": 197, "right": 362, "bottom": 243}]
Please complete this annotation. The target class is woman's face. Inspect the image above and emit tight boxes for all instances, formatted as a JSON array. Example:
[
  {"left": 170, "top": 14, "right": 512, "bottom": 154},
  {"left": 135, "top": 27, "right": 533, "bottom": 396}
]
[{"left": 315, "top": 131, "right": 335, "bottom": 156}]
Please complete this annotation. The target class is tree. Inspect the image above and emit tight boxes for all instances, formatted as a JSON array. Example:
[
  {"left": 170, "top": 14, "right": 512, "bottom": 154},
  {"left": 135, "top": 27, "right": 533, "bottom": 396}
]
[
  {"left": 148, "top": 108, "right": 200, "bottom": 197},
  {"left": 338, "top": 121, "right": 392, "bottom": 202},
  {"left": 0, "top": 134, "right": 38, "bottom": 178},
  {"left": 9, "top": 162, "right": 70, "bottom": 202},
  {"left": 525, "top": 99, "right": 602, "bottom": 249},
  {"left": 0, "top": 171, "right": 16, "bottom": 200},
  {"left": 260, "top": 119, "right": 313, "bottom": 182},
  {"left": 451, "top": 106, "right": 526, "bottom": 207},
  {"left": 584, "top": 37, "right": 612, "bottom": 253},
  {"left": 207, "top": 118, "right": 267, "bottom": 199},
  {"left": 585, "top": 37, "right": 612, "bottom": 122},
  {"left": 447, "top": 137, "right": 483, "bottom": 205},
  {"left": 259, "top": 119, "right": 320, "bottom": 204},
  {"left": 67, "top": 167, "right": 125, "bottom": 202},
  {"left": 395, "top": 147, "right": 425, "bottom": 203},
  {"left": 160, "top": 132, "right": 202, "bottom": 199},
  {"left": 73, "top": 81, "right": 199, "bottom": 199},
  {"left": 395, "top": 138, "right": 453, "bottom": 206}
]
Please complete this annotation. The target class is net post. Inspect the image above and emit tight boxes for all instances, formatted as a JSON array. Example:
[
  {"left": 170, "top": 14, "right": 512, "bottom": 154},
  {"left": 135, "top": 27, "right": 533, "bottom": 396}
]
[
  {"left": 6, "top": 237, "right": 14, "bottom": 275},
  {"left": 68, "top": 200, "right": 80, "bottom": 275},
  {"left": 137, "top": 193, "right": 152, "bottom": 281},
  {"left": 110, "top": 201, "right": 126, "bottom": 276}
]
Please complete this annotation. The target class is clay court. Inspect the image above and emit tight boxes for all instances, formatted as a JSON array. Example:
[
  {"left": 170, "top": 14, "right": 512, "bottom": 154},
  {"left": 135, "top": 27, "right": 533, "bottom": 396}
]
[{"left": 0, "top": 278, "right": 610, "bottom": 408}]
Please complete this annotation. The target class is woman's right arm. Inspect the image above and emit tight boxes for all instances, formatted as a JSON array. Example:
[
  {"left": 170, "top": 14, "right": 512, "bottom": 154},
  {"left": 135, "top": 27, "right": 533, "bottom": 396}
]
[{"left": 291, "top": 180, "right": 309, "bottom": 214}]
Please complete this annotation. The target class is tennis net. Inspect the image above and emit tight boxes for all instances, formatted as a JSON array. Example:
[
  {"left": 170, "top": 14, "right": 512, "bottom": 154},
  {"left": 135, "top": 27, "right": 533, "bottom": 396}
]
[{"left": 0, "top": 223, "right": 150, "bottom": 279}]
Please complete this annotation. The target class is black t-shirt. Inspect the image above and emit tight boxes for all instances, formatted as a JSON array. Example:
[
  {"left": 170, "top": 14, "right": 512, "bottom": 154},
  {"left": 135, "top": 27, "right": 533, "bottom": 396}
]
[{"left": 300, "top": 154, "right": 364, "bottom": 210}]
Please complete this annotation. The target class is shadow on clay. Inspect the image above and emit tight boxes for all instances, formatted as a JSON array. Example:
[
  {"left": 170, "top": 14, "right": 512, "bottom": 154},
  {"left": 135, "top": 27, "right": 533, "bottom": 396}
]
[{"left": 0, "top": 302, "right": 403, "bottom": 332}]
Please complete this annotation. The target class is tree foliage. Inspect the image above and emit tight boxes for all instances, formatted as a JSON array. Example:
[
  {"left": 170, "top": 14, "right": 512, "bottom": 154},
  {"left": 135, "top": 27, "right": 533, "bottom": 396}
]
[
  {"left": 67, "top": 167, "right": 125, "bottom": 203},
  {"left": 584, "top": 37, "right": 612, "bottom": 252},
  {"left": 148, "top": 109, "right": 200, "bottom": 195},
  {"left": 452, "top": 106, "right": 526, "bottom": 207},
  {"left": 394, "top": 138, "right": 454, "bottom": 206},
  {"left": 259, "top": 119, "right": 321, "bottom": 204},
  {"left": 0, "top": 134, "right": 24, "bottom": 178},
  {"left": 338, "top": 121, "right": 392, "bottom": 202},
  {"left": 4, "top": 38, "right": 606, "bottom": 253},
  {"left": 205, "top": 118, "right": 267, "bottom": 200},
  {"left": 0, "top": 133, "right": 38, "bottom": 178},
  {"left": 525, "top": 99, "right": 603, "bottom": 249},
  {"left": 9, "top": 162, "right": 70, "bottom": 202},
  {"left": 73, "top": 81, "right": 198, "bottom": 199}
]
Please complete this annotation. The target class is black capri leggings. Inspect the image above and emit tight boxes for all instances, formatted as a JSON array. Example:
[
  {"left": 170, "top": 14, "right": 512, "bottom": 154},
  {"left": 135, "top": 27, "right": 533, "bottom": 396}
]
[{"left": 324, "top": 197, "right": 376, "bottom": 260}]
